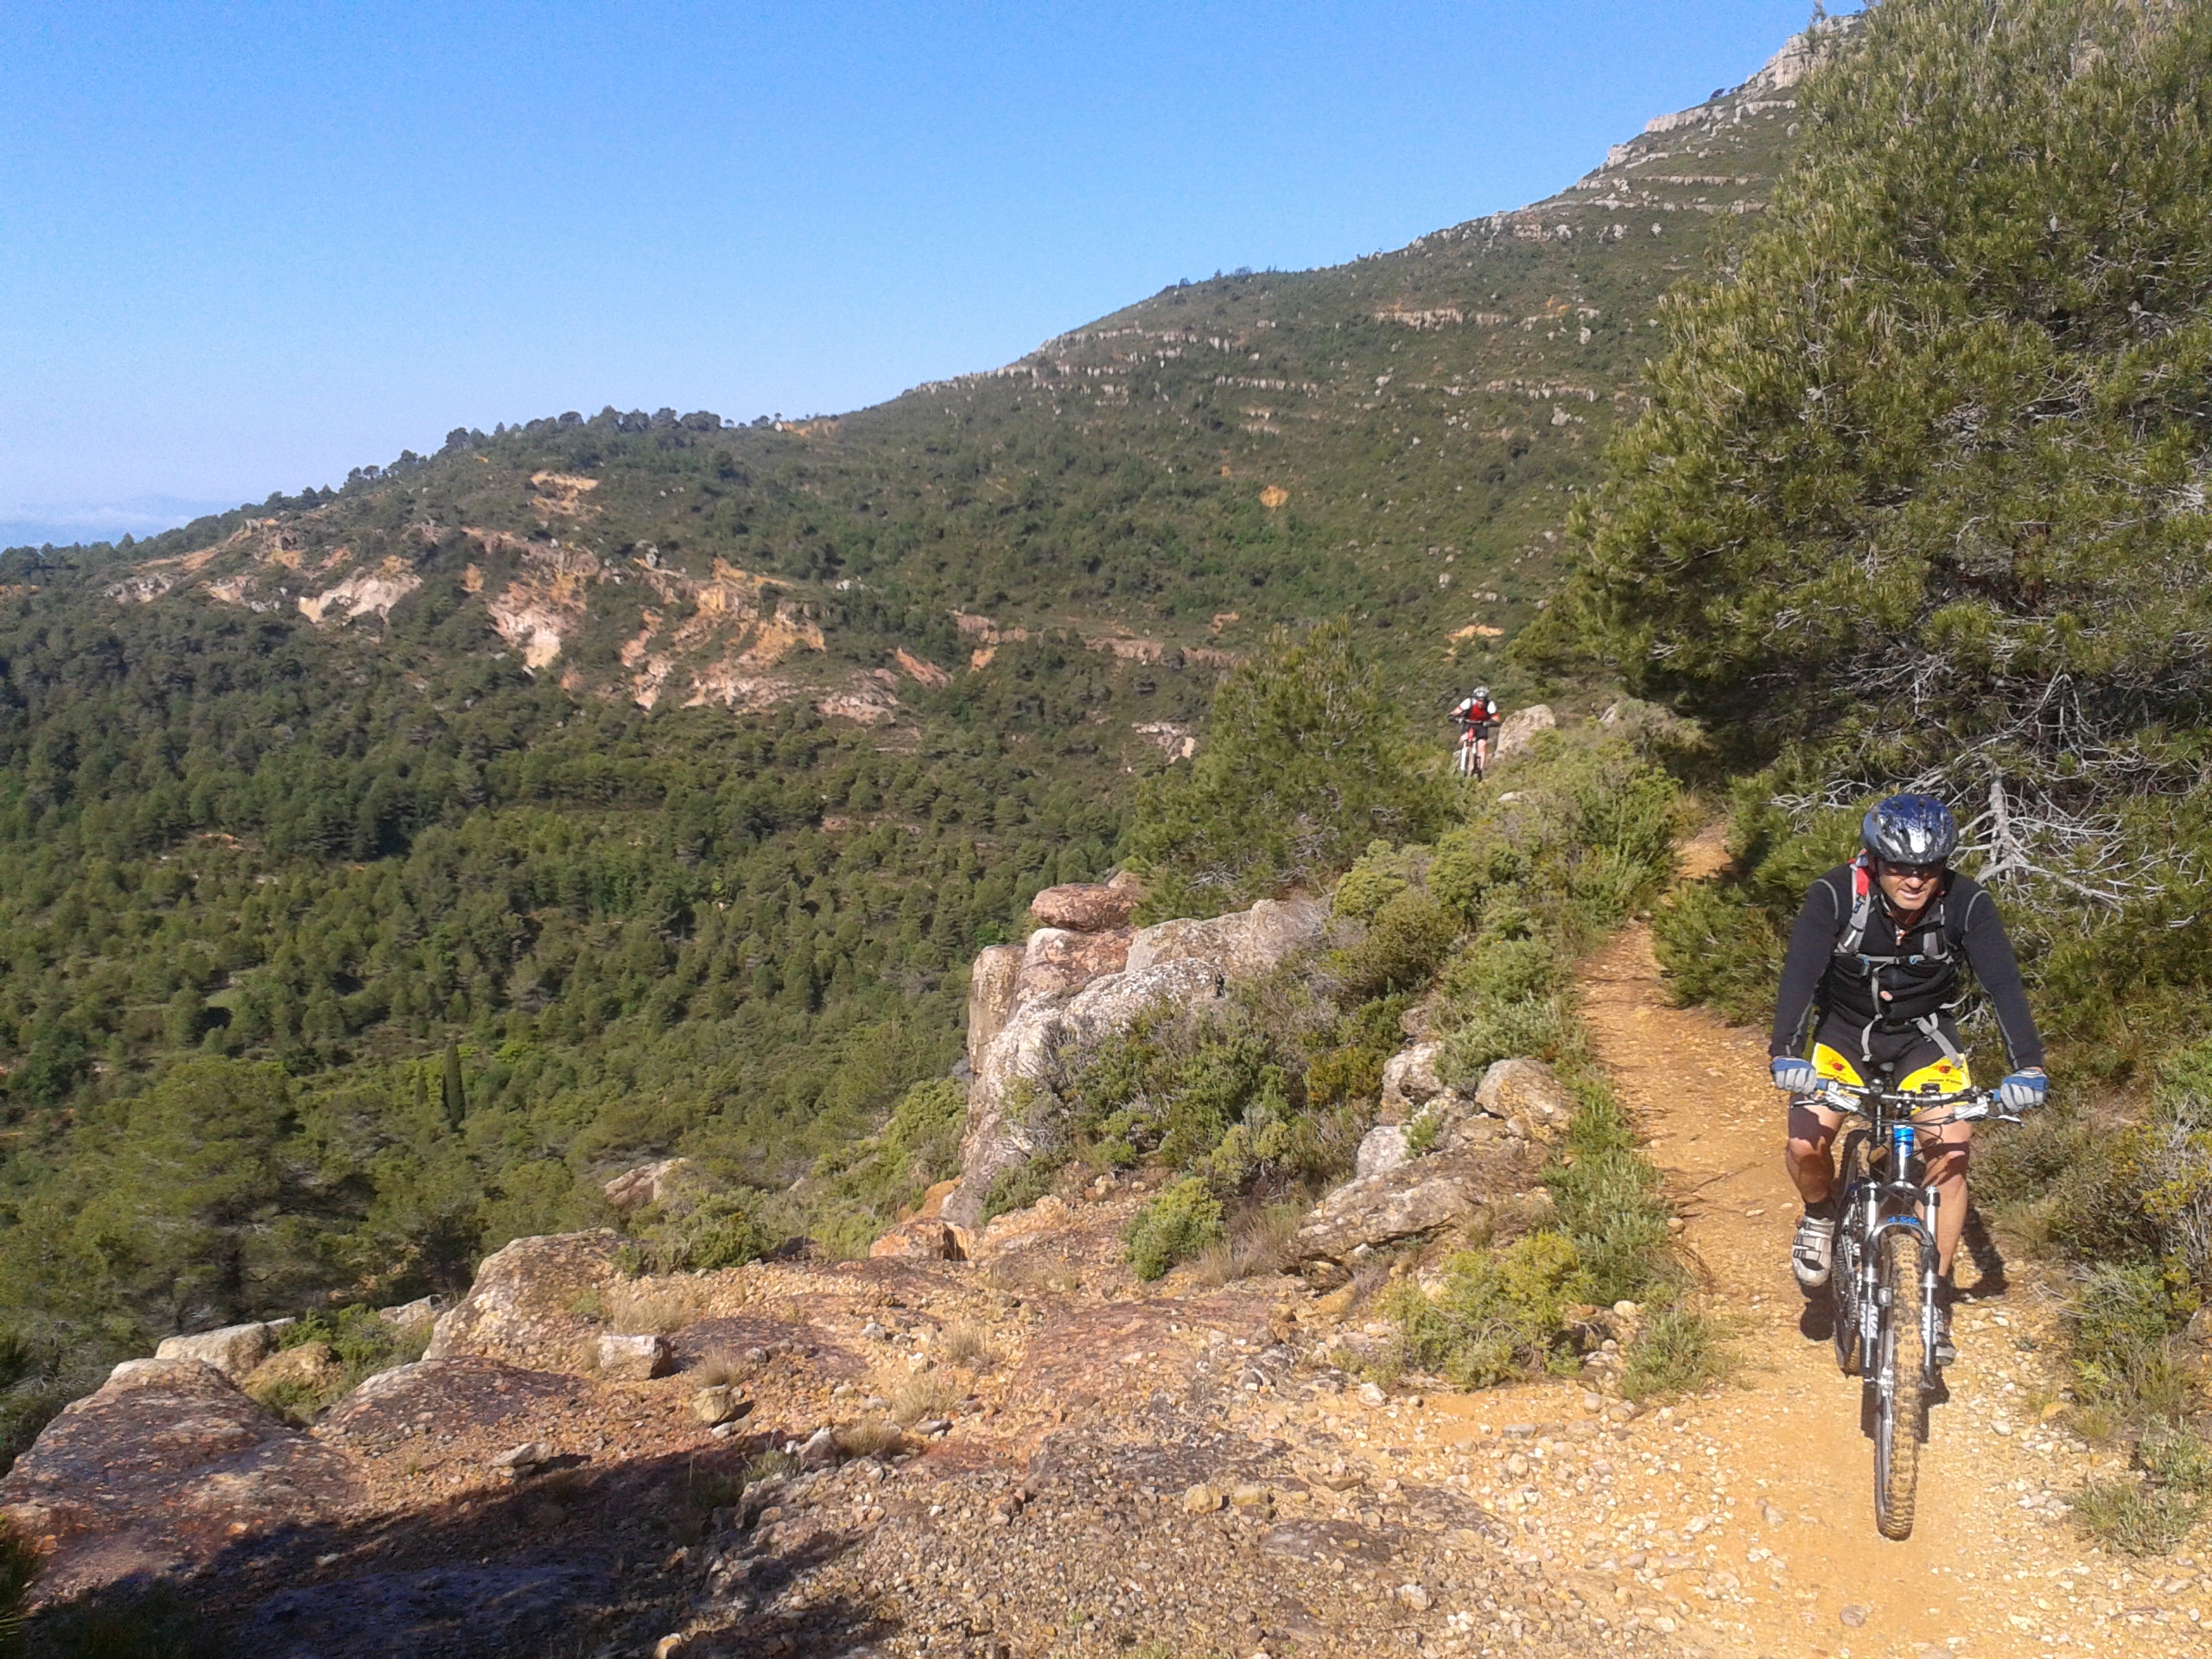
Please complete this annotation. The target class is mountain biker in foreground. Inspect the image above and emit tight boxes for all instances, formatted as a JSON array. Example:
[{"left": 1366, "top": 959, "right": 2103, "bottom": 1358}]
[
  {"left": 1451, "top": 686, "right": 1501, "bottom": 778},
  {"left": 1768, "top": 793, "right": 2048, "bottom": 1363}
]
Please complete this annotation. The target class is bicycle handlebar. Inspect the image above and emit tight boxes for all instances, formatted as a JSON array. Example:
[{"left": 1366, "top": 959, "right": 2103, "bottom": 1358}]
[{"left": 1809, "top": 1078, "right": 2025, "bottom": 1128}]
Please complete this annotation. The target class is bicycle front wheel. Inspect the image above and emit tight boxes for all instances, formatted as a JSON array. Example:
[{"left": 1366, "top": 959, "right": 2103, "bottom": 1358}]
[{"left": 1873, "top": 1227, "right": 1929, "bottom": 1540}]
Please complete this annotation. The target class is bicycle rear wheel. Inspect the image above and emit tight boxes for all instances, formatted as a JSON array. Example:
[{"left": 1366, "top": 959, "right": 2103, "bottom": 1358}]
[
  {"left": 1832, "top": 1134, "right": 1870, "bottom": 1376},
  {"left": 1873, "top": 1227, "right": 1929, "bottom": 1540}
]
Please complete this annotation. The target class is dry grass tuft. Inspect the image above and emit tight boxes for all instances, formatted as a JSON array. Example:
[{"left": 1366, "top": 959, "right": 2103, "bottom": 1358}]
[
  {"left": 889, "top": 1373, "right": 958, "bottom": 1426},
  {"left": 938, "top": 1321, "right": 994, "bottom": 1370},
  {"left": 688, "top": 1346, "right": 747, "bottom": 1389},
  {"left": 834, "top": 1418, "right": 906, "bottom": 1459},
  {"left": 606, "top": 1278, "right": 709, "bottom": 1336}
]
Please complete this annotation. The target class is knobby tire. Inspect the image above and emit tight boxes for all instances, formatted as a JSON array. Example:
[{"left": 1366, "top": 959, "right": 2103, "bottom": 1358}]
[
  {"left": 1832, "top": 1132, "right": 1870, "bottom": 1377},
  {"left": 1873, "top": 1228, "right": 1928, "bottom": 1540}
]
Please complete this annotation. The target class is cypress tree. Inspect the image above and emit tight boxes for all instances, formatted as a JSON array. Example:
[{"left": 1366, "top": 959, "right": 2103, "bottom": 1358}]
[{"left": 442, "top": 1042, "right": 467, "bottom": 1130}]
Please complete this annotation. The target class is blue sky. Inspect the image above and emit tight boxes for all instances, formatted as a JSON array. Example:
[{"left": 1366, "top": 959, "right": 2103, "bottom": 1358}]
[{"left": 0, "top": 2, "right": 1853, "bottom": 546}]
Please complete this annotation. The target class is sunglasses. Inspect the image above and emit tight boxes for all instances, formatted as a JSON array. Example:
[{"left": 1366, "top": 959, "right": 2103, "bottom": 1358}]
[{"left": 1880, "top": 861, "right": 1946, "bottom": 880}]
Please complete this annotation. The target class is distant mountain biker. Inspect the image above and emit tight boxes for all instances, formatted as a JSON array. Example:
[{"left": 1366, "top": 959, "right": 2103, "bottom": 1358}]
[
  {"left": 1768, "top": 793, "right": 2047, "bottom": 1363},
  {"left": 1451, "top": 686, "right": 1501, "bottom": 778}
]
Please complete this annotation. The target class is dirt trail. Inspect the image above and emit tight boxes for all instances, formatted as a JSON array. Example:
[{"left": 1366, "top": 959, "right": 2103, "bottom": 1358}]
[{"left": 1566, "top": 831, "right": 2203, "bottom": 1655}]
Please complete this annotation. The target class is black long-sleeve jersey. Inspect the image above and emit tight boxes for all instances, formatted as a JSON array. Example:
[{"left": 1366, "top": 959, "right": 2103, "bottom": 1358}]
[{"left": 1768, "top": 864, "right": 2044, "bottom": 1071}]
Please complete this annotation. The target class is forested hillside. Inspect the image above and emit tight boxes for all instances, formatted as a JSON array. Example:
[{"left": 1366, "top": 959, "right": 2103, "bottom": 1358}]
[
  {"left": 0, "top": 33, "right": 1834, "bottom": 1462},
  {"left": 1530, "top": 0, "right": 2212, "bottom": 1540}
]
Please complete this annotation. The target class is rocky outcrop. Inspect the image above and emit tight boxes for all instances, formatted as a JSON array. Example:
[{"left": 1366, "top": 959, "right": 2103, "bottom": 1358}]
[
  {"left": 603, "top": 1157, "right": 691, "bottom": 1213},
  {"left": 1381, "top": 1041, "right": 1450, "bottom": 1116},
  {"left": 1475, "top": 1057, "right": 1576, "bottom": 1144},
  {"left": 1012, "top": 926, "right": 1135, "bottom": 1005},
  {"left": 1493, "top": 704, "right": 1557, "bottom": 763},
  {"left": 1355, "top": 1125, "right": 1409, "bottom": 1180},
  {"left": 318, "top": 1356, "right": 591, "bottom": 1454},
  {"left": 1291, "top": 1141, "right": 1541, "bottom": 1281},
  {"left": 153, "top": 1319, "right": 289, "bottom": 1381},
  {"left": 1027, "top": 874, "right": 1141, "bottom": 932},
  {"left": 0, "top": 1358, "right": 361, "bottom": 1603},
  {"left": 942, "top": 895, "right": 1328, "bottom": 1232},
  {"left": 423, "top": 1230, "right": 622, "bottom": 1370},
  {"left": 944, "top": 958, "right": 1227, "bottom": 1230},
  {"left": 1124, "top": 895, "right": 1326, "bottom": 978},
  {"left": 967, "top": 943, "right": 1025, "bottom": 1068}
]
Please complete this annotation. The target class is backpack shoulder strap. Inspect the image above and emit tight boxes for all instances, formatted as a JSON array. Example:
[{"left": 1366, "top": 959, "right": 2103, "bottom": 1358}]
[{"left": 1834, "top": 855, "right": 1875, "bottom": 957}]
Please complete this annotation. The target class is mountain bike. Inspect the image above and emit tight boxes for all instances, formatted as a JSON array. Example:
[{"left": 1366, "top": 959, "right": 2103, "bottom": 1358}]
[
  {"left": 1453, "top": 727, "right": 1484, "bottom": 780},
  {"left": 1809, "top": 1075, "right": 2024, "bottom": 1540}
]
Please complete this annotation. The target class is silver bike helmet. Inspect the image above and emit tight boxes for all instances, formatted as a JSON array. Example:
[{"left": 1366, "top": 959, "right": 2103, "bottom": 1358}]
[{"left": 1861, "top": 793, "right": 1959, "bottom": 865}]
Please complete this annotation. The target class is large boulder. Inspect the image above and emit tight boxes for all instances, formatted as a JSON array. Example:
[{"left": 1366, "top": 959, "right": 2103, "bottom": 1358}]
[
  {"left": 1012, "top": 926, "right": 1135, "bottom": 1005},
  {"left": 1475, "top": 1057, "right": 1578, "bottom": 1143},
  {"left": 0, "top": 1358, "right": 362, "bottom": 1605},
  {"left": 320, "top": 1357, "right": 591, "bottom": 1454},
  {"left": 966, "top": 942, "right": 1026, "bottom": 1070},
  {"left": 1355, "top": 1125, "right": 1409, "bottom": 1180},
  {"left": 423, "top": 1230, "right": 622, "bottom": 1370},
  {"left": 1125, "top": 895, "right": 1325, "bottom": 979},
  {"left": 1290, "top": 1141, "right": 1541, "bottom": 1275},
  {"left": 942, "top": 957, "right": 1227, "bottom": 1230},
  {"left": 154, "top": 1319, "right": 288, "bottom": 1381},
  {"left": 1028, "top": 875, "right": 1141, "bottom": 933},
  {"left": 1492, "top": 704, "right": 1557, "bottom": 763}
]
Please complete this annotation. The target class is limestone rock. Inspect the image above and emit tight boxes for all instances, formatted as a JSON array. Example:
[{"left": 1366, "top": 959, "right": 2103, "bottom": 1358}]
[
  {"left": 869, "top": 1217, "right": 969, "bottom": 1261},
  {"left": 966, "top": 942, "right": 1025, "bottom": 1070},
  {"left": 596, "top": 1333, "right": 673, "bottom": 1381},
  {"left": 491, "top": 1440, "right": 549, "bottom": 1471},
  {"left": 943, "top": 957, "right": 1225, "bottom": 1230},
  {"left": 1182, "top": 1483, "right": 1224, "bottom": 1514},
  {"left": 1013, "top": 925, "right": 1134, "bottom": 1005},
  {"left": 154, "top": 1319, "right": 285, "bottom": 1381},
  {"left": 1292, "top": 1144, "right": 1538, "bottom": 1268},
  {"left": 1125, "top": 894, "right": 1325, "bottom": 979},
  {"left": 1475, "top": 1057, "right": 1577, "bottom": 1143},
  {"left": 423, "top": 1230, "right": 622, "bottom": 1370},
  {"left": 602, "top": 1158, "right": 691, "bottom": 1213},
  {"left": 321, "top": 1357, "right": 590, "bottom": 1452},
  {"left": 241, "top": 1340, "right": 343, "bottom": 1401},
  {"left": 1492, "top": 704, "right": 1557, "bottom": 763},
  {"left": 0, "top": 1357, "right": 362, "bottom": 1605},
  {"left": 1355, "top": 1125, "right": 1409, "bottom": 1180},
  {"left": 376, "top": 1294, "right": 447, "bottom": 1332},
  {"left": 1028, "top": 880, "right": 1141, "bottom": 933},
  {"left": 691, "top": 1385, "right": 749, "bottom": 1427},
  {"left": 1381, "top": 1041, "right": 1447, "bottom": 1112}
]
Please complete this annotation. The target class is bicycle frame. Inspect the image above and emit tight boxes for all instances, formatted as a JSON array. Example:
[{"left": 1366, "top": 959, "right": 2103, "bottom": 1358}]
[{"left": 1815, "top": 1079, "right": 2018, "bottom": 1389}]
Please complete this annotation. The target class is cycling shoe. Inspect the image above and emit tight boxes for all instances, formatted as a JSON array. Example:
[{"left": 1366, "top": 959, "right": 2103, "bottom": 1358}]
[{"left": 1792, "top": 1213, "right": 1836, "bottom": 1289}]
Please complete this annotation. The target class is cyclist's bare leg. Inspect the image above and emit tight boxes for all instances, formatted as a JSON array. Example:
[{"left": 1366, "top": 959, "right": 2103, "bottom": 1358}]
[
  {"left": 1786, "top": 1099, "right": 1845, "bottom": 1205},
  {"left": 1922, "top": 1122, "right": 1971, "bottom": 1277},
  {"left": 1476, "top": 738, "right": 1491, "bottom": 775}
]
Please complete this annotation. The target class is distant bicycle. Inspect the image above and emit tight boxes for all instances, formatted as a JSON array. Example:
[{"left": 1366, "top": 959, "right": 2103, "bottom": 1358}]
[
  {"left": 1454, "top": 727, "right": 1484, "bottom": 780},
  {"left": 1811, "top": 1073, "right": 2027, "bottom": 1539}
]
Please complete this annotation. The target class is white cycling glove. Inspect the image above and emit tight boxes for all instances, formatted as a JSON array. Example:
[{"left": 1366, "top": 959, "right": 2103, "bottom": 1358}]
[
  {"left": 1771, "top": 1057, "right": 1819, "bottom": 1095},
  {"left": 1999, "top": 1069, "right": 2049, "bottom": 1111}
]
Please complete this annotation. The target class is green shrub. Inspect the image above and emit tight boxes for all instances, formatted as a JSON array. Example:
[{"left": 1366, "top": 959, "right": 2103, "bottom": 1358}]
[
  {"left": 1620, "top": 1306, "right": 1730, "bottom": 1402},
  {"left": 982, "top": 1158, "right": 1058, "bottom": 1225},
  {"left": 1387, "top": 1232, "right": 1593, "bottom": 1388},
  {"left": 1650, "top": 882, "right": 1784, "bottom": 1026},
  {"left": 1123, "top": 1178, "right": 1225, "bottom": 1282},
  {"left": 1332, "top": 841, "right": 1417, "bottom": 925},
  {"left": 1436, "top": 993, "right": 1578, "bottom": 1078},
  {"left": 2138, "top": 1420, "right": 2212, "bottom": 1498},
  {"left": 1437, "top": 935, "right": 1561, "bottom": 1007},
  {"left": 1546, "top": 1146, "right": 1675, "bottom": 1308},
  {"left": 1327, "top": 889, "right": 1459, "bottom": 1001},
  {"left": 2072, "top": 1477, "right": 2202, "bottom": 1558},
  {"left": 2067, "top": 1264, "right": 2197, "bottom": 1430},
  {"left": 621, "top": 1189, "right": 779, "bottom": 1275}
]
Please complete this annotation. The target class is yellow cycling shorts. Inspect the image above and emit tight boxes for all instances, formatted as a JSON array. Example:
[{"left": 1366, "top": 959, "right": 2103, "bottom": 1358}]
[{"left": 1811, "top": 1042, "right": 1972, "bottom": 1096}]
